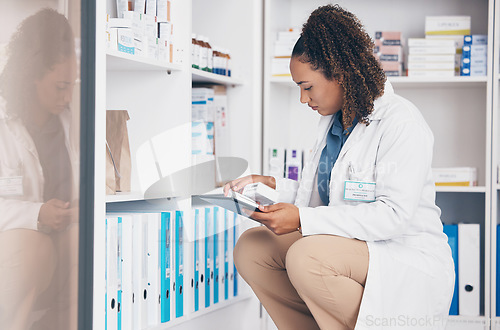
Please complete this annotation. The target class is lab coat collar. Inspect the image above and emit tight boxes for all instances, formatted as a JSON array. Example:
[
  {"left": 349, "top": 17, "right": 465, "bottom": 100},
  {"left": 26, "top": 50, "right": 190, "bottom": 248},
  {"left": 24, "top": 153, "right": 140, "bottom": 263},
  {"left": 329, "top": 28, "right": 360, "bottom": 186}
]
[
  {"left": 0, "top": 98, "right": 8, "bottom": 120},
  {"left": 337, "top": 80, "right": 394, "bottom": 159},
  {"left": 367, "top": 79, "right": 394, "bottom": 122}
]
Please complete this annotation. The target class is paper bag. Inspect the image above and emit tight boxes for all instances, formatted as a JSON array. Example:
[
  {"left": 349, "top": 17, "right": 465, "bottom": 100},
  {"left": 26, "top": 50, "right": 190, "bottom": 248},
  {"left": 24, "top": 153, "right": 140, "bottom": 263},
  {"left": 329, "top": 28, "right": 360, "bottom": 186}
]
[{"left": 106, "top": 110, "right": 131, "bottom": 194}]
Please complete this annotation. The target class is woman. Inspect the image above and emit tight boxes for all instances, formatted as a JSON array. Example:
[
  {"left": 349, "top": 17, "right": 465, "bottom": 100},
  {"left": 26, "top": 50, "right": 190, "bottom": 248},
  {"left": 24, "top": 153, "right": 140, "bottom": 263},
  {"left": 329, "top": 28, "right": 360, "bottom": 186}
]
[
  {"left": 226, "top": 5, "right": 454, "bottom": 330},
  {"left": 0, "top": 8, "right": 79, "bottom": 330}
]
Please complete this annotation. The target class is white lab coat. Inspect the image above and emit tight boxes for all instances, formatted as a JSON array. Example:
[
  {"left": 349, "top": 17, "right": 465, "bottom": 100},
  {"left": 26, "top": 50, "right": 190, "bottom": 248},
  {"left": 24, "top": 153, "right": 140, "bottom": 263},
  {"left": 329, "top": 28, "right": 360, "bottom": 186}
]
[
  {"left": 0, "top": 97, "right": 78, "bottom": 231},
  {"left": 275, "top": 81, "right": 455, "bottom": 329}
]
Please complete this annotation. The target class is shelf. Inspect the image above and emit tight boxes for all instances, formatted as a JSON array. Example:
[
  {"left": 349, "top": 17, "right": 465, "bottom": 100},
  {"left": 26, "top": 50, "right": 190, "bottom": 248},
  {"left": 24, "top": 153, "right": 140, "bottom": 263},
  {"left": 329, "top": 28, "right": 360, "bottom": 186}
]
[
  {"left": 269, "top": 75, "right": 487, "bottom": 88},
  {"left": 105, "top": 191, "right": 144, "bottom": 203},
  {"left": 146, "top": 294, "right": 253, "bottom": 330},
  {"left": 191, "top": 68, "right": 244, "bottom": 86},
  {"left": 436, "top": 186, "right": 486, "bottom": 193},
  {"left": 269, "top": 75, "right": 295, "bottom": 87},
  {"left": 389, "top": 76, "right": 488, "bottom": 88},
  {"left": 106, "top": 50, "right": 183, "bottom": 72},
  {"left": 446, "top": 315, "right": 488, "bottom": 329}
]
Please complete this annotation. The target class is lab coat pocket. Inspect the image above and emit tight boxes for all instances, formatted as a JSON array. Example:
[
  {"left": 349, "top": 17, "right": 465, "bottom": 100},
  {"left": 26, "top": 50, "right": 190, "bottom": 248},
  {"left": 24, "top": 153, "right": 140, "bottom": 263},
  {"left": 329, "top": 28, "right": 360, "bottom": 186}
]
[
  {"left": 348, "top": 162, "right": 376, "bottom": 182},
  {"left": 0, "top": 161, "right": 23, "bottom": 197},
  {"left": 0, "top": 160, "right": 22, "bottom": 178}
]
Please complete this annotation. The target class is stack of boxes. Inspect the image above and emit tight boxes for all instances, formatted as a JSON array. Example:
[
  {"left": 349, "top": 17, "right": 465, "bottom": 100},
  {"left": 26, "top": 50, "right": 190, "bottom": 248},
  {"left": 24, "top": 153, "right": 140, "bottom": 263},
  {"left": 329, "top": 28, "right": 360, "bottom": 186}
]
[
  {"left": 271, "top": 28, "right": 300, "bottom": 77},
  {"left": 373, "top": 31, "right": 404, "bottom": 76},
  {"left": 409, "top": 16, "right": 471, "bottom": 77},
  {"left": 192, "top": 88, "right": 215, "bottom": 156},
  {"left": 407, "top": 38, "right": 456, "bottom": 77},
  {"left": 406, "top": 16, "right": 472, "bottom": 77},
  {"left": 460, "top": 35, "right": 488, "bottom": 76},
  {"left": 106, "top": 0, "right": 175, "bottom": 63},
  {"left": 433, "top": 167, "right": 477, "bottom": 187}
]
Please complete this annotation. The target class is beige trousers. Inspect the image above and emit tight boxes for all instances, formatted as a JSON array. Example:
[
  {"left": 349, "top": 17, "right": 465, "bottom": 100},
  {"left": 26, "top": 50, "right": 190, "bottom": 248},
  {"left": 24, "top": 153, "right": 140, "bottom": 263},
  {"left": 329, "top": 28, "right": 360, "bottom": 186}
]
[
  {"left": 0, "top": 225, "right": 79, "bottom": 330},
  {"left": 234, "top": 226, "right": 369, "bottom": 330}
]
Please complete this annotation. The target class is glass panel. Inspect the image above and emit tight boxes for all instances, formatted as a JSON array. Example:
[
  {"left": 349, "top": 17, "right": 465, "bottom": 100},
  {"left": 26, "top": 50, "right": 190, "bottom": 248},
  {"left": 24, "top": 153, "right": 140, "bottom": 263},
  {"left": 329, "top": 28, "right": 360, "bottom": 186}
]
[{"left": 0, "top": 1, "right": 81, "bottom": 329}]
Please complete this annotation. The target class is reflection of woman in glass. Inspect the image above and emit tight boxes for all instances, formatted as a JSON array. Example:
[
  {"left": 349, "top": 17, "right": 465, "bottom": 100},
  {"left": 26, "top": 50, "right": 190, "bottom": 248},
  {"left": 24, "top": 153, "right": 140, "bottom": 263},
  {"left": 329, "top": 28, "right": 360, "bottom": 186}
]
[{"left": 0, "top": 8, "right": 78, "bottom": 330}]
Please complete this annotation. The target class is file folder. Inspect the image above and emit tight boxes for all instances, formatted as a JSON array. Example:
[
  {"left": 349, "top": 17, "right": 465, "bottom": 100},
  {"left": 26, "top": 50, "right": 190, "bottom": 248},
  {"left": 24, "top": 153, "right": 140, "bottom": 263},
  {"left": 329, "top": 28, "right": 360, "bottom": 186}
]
[
  {"left": 227, "top": 211, "right": 235, "bottom": 299},
  {"left": 224, "top": 210, "right": 229, "bottom": 300},
  {"left": 194, "top": 208, "right": 200, "bottom": 312},
  {"left": 117, "top": 217, "right": 123, "bottom": 330},
  {"left": 147, "top": 213, "right": 161, "bottom": 326},
  {"left": 458, "top": 223, "right": 480, "bottom": 316},
  {"left": 106, "top": 216, "right": 118, "bottom": 330},
  {"left": 205, "top": 207, "right": 213, "bottom": 308},
  {"left": 233, "top": 213, "right": 239, "bottom": 297},
  {"left": 160, "top": 212, "right": 172, "bottom": 323},
  {"left": 175, "top": 210, "right": 184, "bottom": 318},
  {"left": 132, "top": 214, "right": 148, "bottom": 329},
  {"left": 497, "top": 225, "right": 500, "bottom": 316},
  {"left": 197, "top": 208, "right": 206, "bottom": 311},
  {"left": 443, "top": 224, "right": 458, "bottom": 315},
  {"left": 121, "top": 215, "right": 134, "bottom": 330},
  {"left": 213, "top": 207, "right": 220, "bottom": 304}
]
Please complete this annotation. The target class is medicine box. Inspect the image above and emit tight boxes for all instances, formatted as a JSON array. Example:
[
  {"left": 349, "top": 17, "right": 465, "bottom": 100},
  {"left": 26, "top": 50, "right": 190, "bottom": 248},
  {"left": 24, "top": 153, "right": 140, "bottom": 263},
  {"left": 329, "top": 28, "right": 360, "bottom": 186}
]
[
  {"left": 274, "top": 41, "right": 295, "bottom": 58},
  {"left": 408, "top": 46, "right": 456, "bottom": 55},
  {"left": 462, "top": 45, "right": 488, "bottom": 59},
  {"left": 374, "top": 31, "right": 403, "bottom": 46},
  {"left": 157, "top": 0, "right": 171, "bottom": 23},
  {"left": 277, "top": 28, "right": 301, "bottom": 43},
  {"left": 432, "top": 167, "right": 477, "bottom": 186},
  {"left": 379, "top": 61, "right": 403, "bottom": 76},
  {"left": 271, "top": 58, "right": 291, "bottom": 76},
  {"left": 407, "top": 69, "right": 455, "bottom": 78},
  {"left": 407, "top": 54, "right": 456, "bottom": 63},
  {"left": 269, "top": 148, "right": 285, "bottom": 178},
  {"left": 464, "top": 35, "right": 487, "bottom": 46},
  {"left": 374, "top": 45, "right": 403, "bottom": 62},
  {"left": 425, "top": 16, "right": 471, "bottom": 36},
  {"left": 116, "top": 28, "right": 135, "bottom": 54},
  {"left": 192, "top": 88, "right": 215, "bottom": 122},
  {"left": 407, "top": 38, "right": 456, "bottom": 48},
  {"left": 286, "top": 148, "right": 302, "bottom": 181}
]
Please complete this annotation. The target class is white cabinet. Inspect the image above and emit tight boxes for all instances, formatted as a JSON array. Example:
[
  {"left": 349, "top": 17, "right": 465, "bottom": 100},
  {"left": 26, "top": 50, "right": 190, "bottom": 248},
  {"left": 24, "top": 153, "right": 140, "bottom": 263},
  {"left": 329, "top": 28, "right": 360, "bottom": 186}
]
[
  {"left": 263, "top": 0, "right": 493, "bottom": 328},
  {"left": 491, "top": 0, "right": 500, "bottom": 327},
  {"left": 94, "top": 0, "right": 263, "bottom": 329},
  {"left": 92, "top": 0, "right": 500, "bottom": 328}
]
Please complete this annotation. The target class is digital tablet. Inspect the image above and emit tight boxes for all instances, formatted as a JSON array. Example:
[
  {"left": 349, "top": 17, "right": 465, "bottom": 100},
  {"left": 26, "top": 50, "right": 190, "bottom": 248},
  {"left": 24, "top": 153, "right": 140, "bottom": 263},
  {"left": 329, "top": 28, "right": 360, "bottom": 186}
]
[{"left": 194, "top": 192, "right": 263, "bottom": 218}]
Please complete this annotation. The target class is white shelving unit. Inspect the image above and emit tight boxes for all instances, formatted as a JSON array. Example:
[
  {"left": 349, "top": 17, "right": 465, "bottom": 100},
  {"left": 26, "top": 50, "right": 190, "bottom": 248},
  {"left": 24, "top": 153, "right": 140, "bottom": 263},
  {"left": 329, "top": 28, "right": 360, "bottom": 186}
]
[
  {"left": 94, "top": 0, "right": 263, "bottom": 329},
  {"left": 107, "top": 50, "right": 183, "bottom": 71},
  {"left": 263, "top": 0, "right": 493, "bottom": 329},
  {"left": 92, "top": 0, "right": 500, "bottom": 328},
  {"left": 191, "top": 68, "right": 244, "bottom": 86},
  {"left": 491, "top": 0, "right": 500, "bottom": 326}
]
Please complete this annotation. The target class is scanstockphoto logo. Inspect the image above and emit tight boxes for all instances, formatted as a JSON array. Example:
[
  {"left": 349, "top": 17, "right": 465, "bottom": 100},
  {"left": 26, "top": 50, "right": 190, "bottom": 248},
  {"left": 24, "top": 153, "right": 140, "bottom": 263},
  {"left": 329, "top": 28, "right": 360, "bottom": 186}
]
[{"left": 365, "top": 314, "right": 449, "bottom": 328}]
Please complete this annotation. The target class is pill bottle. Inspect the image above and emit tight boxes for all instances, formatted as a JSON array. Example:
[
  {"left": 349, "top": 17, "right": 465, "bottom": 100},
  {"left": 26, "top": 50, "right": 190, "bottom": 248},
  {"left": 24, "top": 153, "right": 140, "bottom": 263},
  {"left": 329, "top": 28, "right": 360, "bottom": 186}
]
[
  {"left": 212, "top": 47, "right": 221, "bottom": 75},
  {"left": 191, "top": 33, "right": 199, "bottom": 69},
  {"left": 198, "top": 35, "right": 208, "bottom": 72},
  {"left": 205, "top": 37, "right": 213, "bottom": 73},
  {"left": 226, "top": 49, "right": 231, "bottom": 77}
]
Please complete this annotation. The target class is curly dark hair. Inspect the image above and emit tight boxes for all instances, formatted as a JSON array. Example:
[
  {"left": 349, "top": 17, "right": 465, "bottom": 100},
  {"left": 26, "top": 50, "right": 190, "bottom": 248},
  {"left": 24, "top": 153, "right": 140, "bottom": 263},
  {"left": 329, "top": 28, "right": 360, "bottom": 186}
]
[
  {"left": 292, "top": 4, "right": 386, "bottom": 127},
  {"left": 0, "top": 8, "right": 75, "bottom": 120}
]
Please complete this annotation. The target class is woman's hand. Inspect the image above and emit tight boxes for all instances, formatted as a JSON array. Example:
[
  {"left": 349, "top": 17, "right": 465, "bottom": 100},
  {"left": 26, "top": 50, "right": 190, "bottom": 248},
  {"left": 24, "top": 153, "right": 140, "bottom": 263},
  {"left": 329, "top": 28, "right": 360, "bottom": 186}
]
[
  {"left": 38, "top": 199, "right": 73, "bottom": 232},
  {"left": 250, "top": 203, "right": 301, "bottom": 235},
  {"left": 223, "top": 174, "right": 276, "bottom": 196}
]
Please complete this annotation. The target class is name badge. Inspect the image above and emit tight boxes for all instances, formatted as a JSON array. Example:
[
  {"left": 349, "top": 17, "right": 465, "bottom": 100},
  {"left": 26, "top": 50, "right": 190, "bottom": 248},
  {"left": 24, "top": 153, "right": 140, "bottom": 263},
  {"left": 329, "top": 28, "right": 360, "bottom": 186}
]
[
  {"left": 0, "top": 176, "right": 23, "bottom": 196},
  {"left": 344, "top": 180, "right": 375, "bottom": 202}
]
